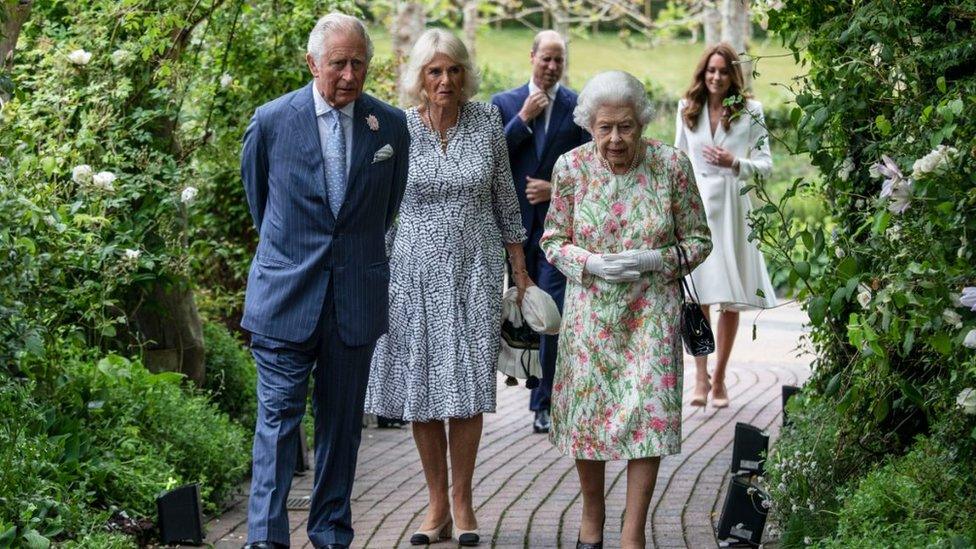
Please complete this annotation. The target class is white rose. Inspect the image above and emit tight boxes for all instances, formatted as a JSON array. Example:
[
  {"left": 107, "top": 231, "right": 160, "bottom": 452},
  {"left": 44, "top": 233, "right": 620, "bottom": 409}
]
[
  {"left": 964, "top": 329, "right": 976, "bottom": 350},
  {"left": 72, "top": 164, "right": 93, "bottom": 184},
  {"left": 857, "top": 284, "right": 872, "bottom": 309},
  {"left": 943, "top": 308, "right": 963, "bottom": 328},
  {"left": 67, "top": 49, "right": 92, "bottom": 66},
  {"left": 837, "top": 157, "right": 854, "bottom": 181},
  {"left": 870, "top": 43, "right": 883, "bottom": 66},
  {"left": 855, "top": 198, "right": 865, "bottom": 209},
  {"left": 181, "top": 186, "right": 199, "bottom": 204},
  {"left": 957, "top": 388, "right": 976, "bottom": 415},
  {"left": 885, "top": 225, "right": 901, "bottom": 241},
  {"left": 220, "top": 73, "right": 233, "bottom": 89},
  {"left": 111, "top": 49, "right": 131, "bottom": 66},
  {"left": 123, "top": 248, "right": 141, "bottom": 261},
  {"left": 835, "top": 247, "right": 846, "bottom": 258},
  {"left": 912, "top": 145, "right": 958, "bottom": 178},
  {"left": 92, "top": 171, "right": 116, "bottom": 192}
]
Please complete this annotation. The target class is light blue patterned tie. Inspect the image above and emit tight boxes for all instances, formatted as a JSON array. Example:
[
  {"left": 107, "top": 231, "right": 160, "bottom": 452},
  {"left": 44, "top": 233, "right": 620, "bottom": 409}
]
[{"left": 324, "top": 109, "right": 347, "bottom": 217}]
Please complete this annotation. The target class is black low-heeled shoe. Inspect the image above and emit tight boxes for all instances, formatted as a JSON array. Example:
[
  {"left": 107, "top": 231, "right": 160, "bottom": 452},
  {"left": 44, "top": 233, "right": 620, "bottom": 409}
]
[{"left": 575, "top": 540, "right": 603, "bottom": 549}]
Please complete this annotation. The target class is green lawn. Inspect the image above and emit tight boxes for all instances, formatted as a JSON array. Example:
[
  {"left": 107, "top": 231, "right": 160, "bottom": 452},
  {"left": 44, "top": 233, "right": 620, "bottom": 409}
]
[{"left": 369, "top": 26, "right": 804, "bottom": 108}]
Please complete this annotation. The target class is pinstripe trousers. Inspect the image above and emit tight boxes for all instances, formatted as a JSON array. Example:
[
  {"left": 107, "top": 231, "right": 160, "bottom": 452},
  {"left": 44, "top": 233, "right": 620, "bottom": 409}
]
[{"left": 246, "top": 282, "right": 375, "bottom": 547}]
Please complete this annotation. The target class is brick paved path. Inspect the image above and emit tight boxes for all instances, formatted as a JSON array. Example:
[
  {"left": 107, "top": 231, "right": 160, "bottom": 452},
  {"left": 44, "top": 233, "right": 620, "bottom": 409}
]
[{"left": 206, "top": 304, "right": 809, "bottom": 548}]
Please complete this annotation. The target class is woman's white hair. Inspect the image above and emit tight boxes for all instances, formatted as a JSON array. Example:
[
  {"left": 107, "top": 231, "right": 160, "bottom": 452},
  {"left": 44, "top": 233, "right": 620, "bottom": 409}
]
[
  {"left": 400, "top": 29, "right": 480, "bottom": 107},
  {"left": 307, "top": 13, "right": 374, "bottom": 63},
  {"left": 573, "top": 71, "right": 654, "bottom": 129}
]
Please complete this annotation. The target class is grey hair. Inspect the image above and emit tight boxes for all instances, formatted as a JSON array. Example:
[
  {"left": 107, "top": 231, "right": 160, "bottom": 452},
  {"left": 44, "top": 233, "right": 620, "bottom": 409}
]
[
  {"left": 307, "top": 12, "right": 374, "bottom": 63},
  {"left": 400, "top": 29, "right": 480, "bottom": 107},
  {"left": 573, "top": 71, "right": 654, "bottom": 129},
  {"left": 532, "top": 30, "right": 566, "bottom": 54}
]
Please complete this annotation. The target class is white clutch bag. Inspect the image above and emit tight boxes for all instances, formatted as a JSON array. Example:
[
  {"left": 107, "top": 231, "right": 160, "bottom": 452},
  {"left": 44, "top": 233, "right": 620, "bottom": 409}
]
[{"left": 496, "top": 287, "right": 562, "bottom": 385}]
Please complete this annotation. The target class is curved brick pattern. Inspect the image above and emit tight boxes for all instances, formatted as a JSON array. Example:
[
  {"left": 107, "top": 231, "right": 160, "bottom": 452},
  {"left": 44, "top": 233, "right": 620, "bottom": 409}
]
[{"left": 206, "top": 304, "right": 809, "bottom": 548}]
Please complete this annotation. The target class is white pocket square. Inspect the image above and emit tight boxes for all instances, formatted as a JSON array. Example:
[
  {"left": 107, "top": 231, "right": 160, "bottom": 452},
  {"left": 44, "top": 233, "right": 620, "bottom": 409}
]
[{"left": 372, "top": 144, "right": 394, "bottom": 164}]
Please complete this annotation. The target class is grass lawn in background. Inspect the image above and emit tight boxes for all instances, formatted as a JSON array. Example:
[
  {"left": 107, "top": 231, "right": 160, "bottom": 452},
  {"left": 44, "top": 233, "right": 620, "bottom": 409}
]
[{"left": 369, "top": 26, "right": 803, "bottom": 108}]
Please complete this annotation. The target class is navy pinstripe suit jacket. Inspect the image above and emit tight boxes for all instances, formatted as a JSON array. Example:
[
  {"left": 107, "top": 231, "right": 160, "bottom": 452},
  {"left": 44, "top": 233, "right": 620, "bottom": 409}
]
[{"left": 240, "top": 83, "right": 409, "bottom": 346}]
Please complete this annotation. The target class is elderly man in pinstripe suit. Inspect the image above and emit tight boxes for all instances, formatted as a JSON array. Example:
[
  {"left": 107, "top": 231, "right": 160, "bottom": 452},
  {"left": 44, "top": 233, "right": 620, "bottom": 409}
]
[{"left": 239, "top": 13, "right": 409, "bottom": 549}]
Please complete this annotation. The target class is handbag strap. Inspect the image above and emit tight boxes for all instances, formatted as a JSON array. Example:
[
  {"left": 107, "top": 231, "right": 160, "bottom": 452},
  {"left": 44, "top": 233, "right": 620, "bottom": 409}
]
[{"left": 675, "top": 244, "right": 704, "bottom": 306}]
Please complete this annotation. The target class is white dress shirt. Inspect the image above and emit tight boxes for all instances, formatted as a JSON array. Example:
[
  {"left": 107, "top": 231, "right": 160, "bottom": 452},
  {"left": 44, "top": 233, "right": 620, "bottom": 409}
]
[
  {"left": 313, "top": 84, "right": 355, "bottom": 176},
  {"left": 527, "top": 80, "right": 560, "bottom": 134}
]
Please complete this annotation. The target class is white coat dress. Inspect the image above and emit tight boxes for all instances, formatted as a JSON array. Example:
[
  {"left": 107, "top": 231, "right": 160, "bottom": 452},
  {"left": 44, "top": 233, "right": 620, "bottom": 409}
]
[{"left": 675, "top": 98, "right": 777, "bottom": 310}]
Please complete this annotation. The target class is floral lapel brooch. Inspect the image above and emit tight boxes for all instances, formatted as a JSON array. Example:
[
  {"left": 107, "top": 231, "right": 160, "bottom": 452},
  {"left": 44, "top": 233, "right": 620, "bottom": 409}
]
[{"left": 366, "top": 114, "right": 379, "bottom": 131}]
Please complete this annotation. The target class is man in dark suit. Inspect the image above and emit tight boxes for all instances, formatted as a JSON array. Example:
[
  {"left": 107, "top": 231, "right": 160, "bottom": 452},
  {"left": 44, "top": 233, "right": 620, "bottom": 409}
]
[
  {"left": 239, "top": 13, "right": 408, "bottom": 549},
  {"left": 491, "top": 30, "right": 590, "bottom": 434}
]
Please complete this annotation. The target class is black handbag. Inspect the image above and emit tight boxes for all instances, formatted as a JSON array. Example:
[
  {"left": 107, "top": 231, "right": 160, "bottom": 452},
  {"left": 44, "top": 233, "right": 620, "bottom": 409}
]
[{"left": 676, "top": 245, "right": 715, "bottom": 356}]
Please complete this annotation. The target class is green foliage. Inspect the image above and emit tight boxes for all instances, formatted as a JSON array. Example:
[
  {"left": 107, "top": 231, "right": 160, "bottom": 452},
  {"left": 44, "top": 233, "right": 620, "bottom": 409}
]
[
  {"left": 202, "top": 321, "right": 257, "bottom": 429},
  {"left": 760, "top": 0, "right": 976, "bottom": 544},
  {"left": 823, "top": 436, "right": 976, "bottom": 547},
  {"left": 0, "top": 350, "right": 249, "bottom": 546}
]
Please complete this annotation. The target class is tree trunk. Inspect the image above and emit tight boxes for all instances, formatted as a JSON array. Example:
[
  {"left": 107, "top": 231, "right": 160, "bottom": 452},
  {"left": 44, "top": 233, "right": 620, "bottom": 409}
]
[
  {"left": 551, "top": 7, "right": 570, "bottom": 85},
  {"left": 462, "top": 0, "right": 478, "bottom": 64},
  {"left": 391, "top": 0, "right": 425, "bottom": 98},
  {"left": 1, "top": 0, "right": 32, "bottom": 73},
  {"left": 134, "top": 284, "right": 206, "bottom": 386},
  {"left": 702, "top": 1, "right": 721, "bottom": 46},
  {"left": 721, "top": 0, "right": 752, "bottom": 88}
]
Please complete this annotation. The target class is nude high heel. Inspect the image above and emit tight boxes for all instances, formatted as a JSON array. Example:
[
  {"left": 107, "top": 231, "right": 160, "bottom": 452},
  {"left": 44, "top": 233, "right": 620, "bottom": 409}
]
[
  {"left": 711, "top": 382, "right": 730, "bottom": 408},
  {"left": 690, "top": 379, "right": 712, "bottom": 407},
  {"left": 410, "top": 517, "right": 452, "bottom": 545}
]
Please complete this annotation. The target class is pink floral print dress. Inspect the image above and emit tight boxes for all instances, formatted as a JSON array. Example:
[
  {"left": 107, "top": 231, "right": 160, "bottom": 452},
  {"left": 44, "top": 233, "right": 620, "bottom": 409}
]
[{"left": 540, "top": 139, "right": 712, "bottom": 460}]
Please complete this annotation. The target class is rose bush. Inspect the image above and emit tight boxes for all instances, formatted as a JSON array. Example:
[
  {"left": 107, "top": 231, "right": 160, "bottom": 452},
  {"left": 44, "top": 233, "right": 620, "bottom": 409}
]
[{"left": 755, "top": 0, "right": 976, "bottom": 545}]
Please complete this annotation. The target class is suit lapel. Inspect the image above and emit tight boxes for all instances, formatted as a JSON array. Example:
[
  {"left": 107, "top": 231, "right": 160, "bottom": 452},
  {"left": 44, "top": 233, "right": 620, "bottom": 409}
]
[
  {"left": 291, "top": 83, "right": 335, "bottom": 224},
  {"left": 538, "top": 87, "right": 571, "bottom": 164},
  {"left": 336, "top": 96, "right": 378, "bottom": 224}
]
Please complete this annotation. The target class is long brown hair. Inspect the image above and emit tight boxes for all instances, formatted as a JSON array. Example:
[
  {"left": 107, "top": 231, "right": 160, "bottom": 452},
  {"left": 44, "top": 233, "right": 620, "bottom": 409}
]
[{"left": 681, "top": 43, "right": 750, "bottom": 131}]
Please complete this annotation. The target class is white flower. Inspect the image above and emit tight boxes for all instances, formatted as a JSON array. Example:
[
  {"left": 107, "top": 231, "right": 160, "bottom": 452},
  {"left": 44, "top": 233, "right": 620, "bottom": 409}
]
[
  {"left": 43, "top": 215, "right": 57, "bottom": 227},
  {"left": 857, "top": 284, "right": 872, "bottom": 309},
  {"left": 111, "top": 49, "right": 132, "bottom": 66},
  {"left": 835, "top": 247, "right": 846, "bottom": 258},
  {"left": 219, "top": 73, "right": 233, "bottom": 89},
  {"left": 957, "top": 388, "right": 976, "bottom": 415},
  {"left": 180, "top": 186, "right": 198, "bottom": 204},
  {"left": 961, "top": 287, "right": 976, "bottom": 312},
  {"left": 912, "top": 145, "right": 958, "bottom": 178},
  {"left": 72, "top": 164, "right": 93, "bottom": 184},
  {"left": 870, "top": 43, "right": 883, "bottom": 66},
  {"left": 123, "top": 248, "right": 141, "bottom": 261},
  {"left": 943, "top": 308, "right": 963, "bottom": 328},
  {"left": 67, "top": 49, "right": 92, "bottom": 66},
  {"left": 804, "top": 536, "right": 813, "bottom": 545},
  {"left": 92, "top": 171, "right": 116, "bottom": 192},
  {"left": 855, "top": 198, "right": 865, "bottom": 209},
  {"left": 761, "top": 498, "right": 772, "bottom": 509},
  {"left": 837, "top": 157, "right": 855, "bottom": 181},
  {"left": 875, "top": 156, "right": 913, "bottom": 213},
  {"left": 885, "top": 224, "right": 901, "bottom": 241},
  {"left": 964, "top": 329, "right": 976, "bottom": 349}
]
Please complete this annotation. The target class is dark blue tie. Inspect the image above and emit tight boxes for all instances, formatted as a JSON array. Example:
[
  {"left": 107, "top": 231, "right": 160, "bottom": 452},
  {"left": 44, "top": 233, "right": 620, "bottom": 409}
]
[{"left": 532, "top": 111, "right": 547, "bottom": 159}]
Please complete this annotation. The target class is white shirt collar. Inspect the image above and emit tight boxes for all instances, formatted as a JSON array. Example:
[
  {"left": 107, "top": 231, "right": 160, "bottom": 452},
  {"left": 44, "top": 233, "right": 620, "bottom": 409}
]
[
  {"left": 528, "top": 79, "right": 560, "bottom": 100},
  {"left": 313, "top": 84, "right": 356, "bottom": 119}
]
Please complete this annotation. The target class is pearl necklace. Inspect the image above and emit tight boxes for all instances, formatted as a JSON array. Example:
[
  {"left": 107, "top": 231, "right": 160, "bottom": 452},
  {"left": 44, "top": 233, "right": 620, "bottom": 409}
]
[{"left": 599, "top": 144, "right": 644, "bottom": 175}]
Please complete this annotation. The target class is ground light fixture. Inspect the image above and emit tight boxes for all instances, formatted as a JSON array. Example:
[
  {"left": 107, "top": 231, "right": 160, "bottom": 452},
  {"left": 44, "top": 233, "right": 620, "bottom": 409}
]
[{"left": 156, "top": 483, "right": 204, "bottom": 545}]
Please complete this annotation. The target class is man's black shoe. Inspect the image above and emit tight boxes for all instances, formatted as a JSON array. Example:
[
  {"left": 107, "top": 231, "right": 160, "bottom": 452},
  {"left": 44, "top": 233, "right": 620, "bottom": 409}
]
[
  {"left": 243, "top": 542, "right": 287, "bottom": 549},
  {"left": 533, "top": 409, "right": 551, "bottom": 433},
  {"left": 320, "top": 545, "right": 347, "bottom": 549}
]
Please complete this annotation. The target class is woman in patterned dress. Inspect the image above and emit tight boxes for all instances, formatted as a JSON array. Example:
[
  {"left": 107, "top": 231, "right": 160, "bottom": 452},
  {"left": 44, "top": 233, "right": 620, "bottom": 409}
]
[
  {"left": 540, "top": 71, "right": 712, "bottom": 549},
  {"left": 364, "top": 29, "right": 532, "bottom": 546}
]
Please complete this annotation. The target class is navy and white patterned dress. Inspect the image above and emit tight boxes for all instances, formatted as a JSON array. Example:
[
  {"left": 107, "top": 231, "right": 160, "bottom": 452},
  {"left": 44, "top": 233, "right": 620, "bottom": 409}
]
[{"left": 365, "top": 101, "right": 527, "bottom": 422}]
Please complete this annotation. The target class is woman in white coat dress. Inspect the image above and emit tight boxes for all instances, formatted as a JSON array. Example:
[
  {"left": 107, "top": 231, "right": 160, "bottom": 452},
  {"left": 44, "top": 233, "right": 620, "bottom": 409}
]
[{"left": 675, "top": 43, "right": 777, "bottom": 409}]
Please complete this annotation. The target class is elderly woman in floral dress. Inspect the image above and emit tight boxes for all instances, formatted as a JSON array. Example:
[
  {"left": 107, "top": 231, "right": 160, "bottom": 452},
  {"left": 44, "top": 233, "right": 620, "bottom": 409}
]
[{"left": 541, "top": 71, "right": 711, "bottom": 549}]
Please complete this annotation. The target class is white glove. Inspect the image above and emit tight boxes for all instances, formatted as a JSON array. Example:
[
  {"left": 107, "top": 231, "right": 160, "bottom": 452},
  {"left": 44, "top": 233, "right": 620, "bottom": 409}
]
[
  {"left": 606, "top": 249, "right": 664, "bottom": 273},
  {"left": 584, "top": 254, "right": 641, "bottom": 282}
]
